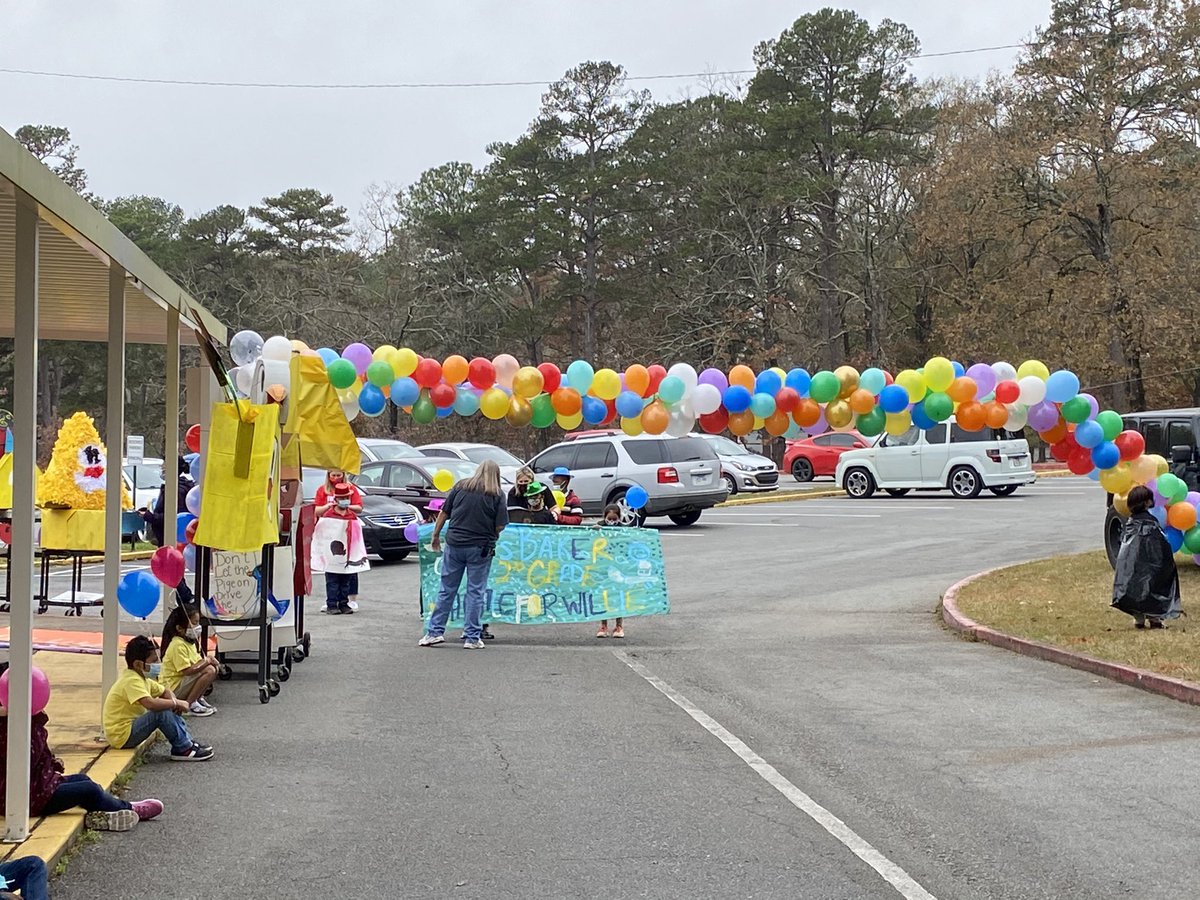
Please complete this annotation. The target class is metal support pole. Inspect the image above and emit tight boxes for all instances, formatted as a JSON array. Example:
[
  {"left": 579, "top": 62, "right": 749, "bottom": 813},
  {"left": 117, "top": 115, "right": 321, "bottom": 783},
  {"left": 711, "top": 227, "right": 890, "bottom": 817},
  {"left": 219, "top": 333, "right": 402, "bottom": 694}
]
[
  {"left": 4, "top": 194, "right": 39, "bottom": 843},
  {"left": 162, "top": 308, "right": 180, "bottom": 612},
  {"left": 102, "top": 263, "right": 126, "bottom": 699}
]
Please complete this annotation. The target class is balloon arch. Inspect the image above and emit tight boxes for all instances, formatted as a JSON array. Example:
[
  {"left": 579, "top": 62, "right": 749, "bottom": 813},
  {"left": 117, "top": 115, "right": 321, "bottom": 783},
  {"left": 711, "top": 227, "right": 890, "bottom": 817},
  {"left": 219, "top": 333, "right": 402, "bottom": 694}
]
[{"left": 224, "top": 331, "right": 1199, "bottom": 556}]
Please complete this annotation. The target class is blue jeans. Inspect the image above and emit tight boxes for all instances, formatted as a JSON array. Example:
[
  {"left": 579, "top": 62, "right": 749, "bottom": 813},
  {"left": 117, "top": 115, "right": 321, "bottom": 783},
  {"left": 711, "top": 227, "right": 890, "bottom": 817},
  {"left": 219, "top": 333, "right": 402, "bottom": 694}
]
[
  {"left": 123, "top": 709, "right": 193, "bottom": 753},
  {"left": 0, "top": 856, "right": 48, "bottom": 900},
  {"left": 41, "top": 773, "right": 130, "bottom": 815},
  {"left": 325, "top": 573, "right": 353, "bottom": 609},
  {"left": 428, "top": 543, "right": 490, "bottom": 642}
]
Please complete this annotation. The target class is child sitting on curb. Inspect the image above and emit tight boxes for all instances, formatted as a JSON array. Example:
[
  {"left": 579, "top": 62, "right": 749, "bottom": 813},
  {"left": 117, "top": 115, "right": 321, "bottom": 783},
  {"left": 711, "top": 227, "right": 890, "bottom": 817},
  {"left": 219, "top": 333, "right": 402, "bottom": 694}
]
[
  {"left": 0, "top": 856, "right": 48, "bottom": 900},
  {"left": 160, "top": 604, "right": 219, "bottom": 716},
  {"left": 103, "top": 635, "right": 214, "bottom": 762}
]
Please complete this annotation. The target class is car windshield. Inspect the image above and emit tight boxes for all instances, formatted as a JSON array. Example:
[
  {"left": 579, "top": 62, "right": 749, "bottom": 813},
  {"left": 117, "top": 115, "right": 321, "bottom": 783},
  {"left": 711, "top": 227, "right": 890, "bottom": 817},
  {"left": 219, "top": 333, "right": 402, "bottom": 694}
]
[
  {"left": 363, "top": 441, "right": 421, "bottom": 460},
  {"left": 463, "top": 446, "right": 523, "bottom": 467},
  {"left": 419, "top": 460, "right": 481, "bottom": 483},
  {"left": 703, "top": 435, "right": 751, "bottom": 457},
  {"left": 123, "top": 464, "right": 163, "bottom": 490}
]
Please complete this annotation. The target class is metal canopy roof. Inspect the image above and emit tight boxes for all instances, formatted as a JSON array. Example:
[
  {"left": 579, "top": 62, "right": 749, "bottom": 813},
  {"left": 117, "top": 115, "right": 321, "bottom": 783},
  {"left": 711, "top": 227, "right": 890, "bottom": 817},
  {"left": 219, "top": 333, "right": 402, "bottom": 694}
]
[{"left": 0, "top": 126, "right": 227, "bottom": 346}]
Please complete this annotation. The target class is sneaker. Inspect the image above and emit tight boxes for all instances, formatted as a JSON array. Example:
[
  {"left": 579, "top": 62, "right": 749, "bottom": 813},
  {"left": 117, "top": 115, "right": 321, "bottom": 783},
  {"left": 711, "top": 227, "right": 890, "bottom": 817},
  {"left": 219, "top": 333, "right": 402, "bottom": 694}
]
[
  {"left": 612, "top": 625, "right": 625, "bottom": 639},
  {"left": 596, "top": 625, "right": 609, "bottom": 638},
  {"left": 463, "top": 639, "right": 485, "bottom": 649},
  {"left": 188, "top": 701, "right": 215, "bottom": 717},
  {"left": 347, "top": 599, "right": 359, "bottom": 610},
  {"left": 324, "top": 606, "right": 343, "bottom": 615},
  {"left": 85, "top": 809, "right": 138, "bottom": 831},
  {"left": 481, "top": 626, "right": 495, "bottom": 640},
  {"left": 418, "top": 634, "right": 445, "bottom": 647},
  {"left": 131, "top": 799, "right": 164, "bottom": 821},
  {"left": 171, "top": 743, "right": 214, "bottom": 762},
  {"left": 199, "top": 697, "right": 217, "bottom": 712},
  {"left": 338, "top": 603, "right": 355, "bottom": 615}
]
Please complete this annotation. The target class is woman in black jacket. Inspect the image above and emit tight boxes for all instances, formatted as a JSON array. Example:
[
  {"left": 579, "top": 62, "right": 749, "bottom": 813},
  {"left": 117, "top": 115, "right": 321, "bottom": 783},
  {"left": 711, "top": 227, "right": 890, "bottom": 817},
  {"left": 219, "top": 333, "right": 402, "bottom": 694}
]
[{"left": 1112, "top": 485, "right": 1183, "bottom": 628}]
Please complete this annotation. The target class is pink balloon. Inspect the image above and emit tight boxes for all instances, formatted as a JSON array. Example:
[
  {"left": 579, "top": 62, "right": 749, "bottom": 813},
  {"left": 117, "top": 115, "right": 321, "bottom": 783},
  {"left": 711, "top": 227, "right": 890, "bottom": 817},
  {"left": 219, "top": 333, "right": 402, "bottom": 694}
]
[
  {"left": 0, "top": 665, "right": 52, "bottom": 715},
  {"left": 149, "top": 546, "right": 185, "bottom": 588}
]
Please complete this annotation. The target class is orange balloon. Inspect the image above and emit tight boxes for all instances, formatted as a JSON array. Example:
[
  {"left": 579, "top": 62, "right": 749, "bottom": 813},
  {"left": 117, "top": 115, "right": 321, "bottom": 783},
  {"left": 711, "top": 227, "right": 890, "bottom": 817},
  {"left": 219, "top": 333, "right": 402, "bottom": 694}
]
[
  {"left": 848, "top": 388, "right": 875, "bottom": 415},
  {"left": 1168, "top": 502, "right": 1198, "bottom": 531},
  {"left": 624, "top": 364, "right": 650, "bottom": 397},
  {"left": 728, "top": 365, "right": 755, "bottom": 391},
  {"left": 1040, "top": 420, "right": 1069, "bottom": 444},
  {"left": 642, "top": 400, "right": 669, "bottom": 435},
  {"left": 551, "top": 388, "right": 582, "bottom": 416},
  {"left": 984, "top": 401, "right": 1009, "bottom": 429},
  {"left": 792, "top": 398, "right": 821, "bottom": 428},
  {"left": 728, "top": 410, "right": 755, "bottom": 436},
  {"left": 948, "top": 376, "right": 977, "bottom": 404},
  {"left": 442, "top": 355, "right": 469, "bottom": 385},
  {"left": 956, "top": 401, "right": 986, "bottom": 431},
  {"left": 765, "top": 410, "right": 790, "bottom": 436}
]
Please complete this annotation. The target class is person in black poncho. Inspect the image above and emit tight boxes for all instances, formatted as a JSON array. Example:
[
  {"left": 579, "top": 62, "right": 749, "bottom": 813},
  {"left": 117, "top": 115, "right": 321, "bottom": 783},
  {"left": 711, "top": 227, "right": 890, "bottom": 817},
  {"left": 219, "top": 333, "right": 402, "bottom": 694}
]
[{"left": 1112, "top": 485, "right": 1183, "bottom": 629}]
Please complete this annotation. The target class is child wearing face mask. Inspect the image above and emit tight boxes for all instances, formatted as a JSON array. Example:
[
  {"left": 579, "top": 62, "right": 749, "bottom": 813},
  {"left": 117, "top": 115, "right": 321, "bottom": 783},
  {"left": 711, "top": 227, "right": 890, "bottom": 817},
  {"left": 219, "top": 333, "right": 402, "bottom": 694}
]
[
  {"left": 317, "top": 481, "right": 362, "bottom": 615},
  {"left": 595, "top": 504, "right": 626, "bottom": 639},
  {"left": 102, "top": 635, "right": 214, "bottom": 761},
  {"left": 159, "top": 604, "right": 219, "bottom": 717}
]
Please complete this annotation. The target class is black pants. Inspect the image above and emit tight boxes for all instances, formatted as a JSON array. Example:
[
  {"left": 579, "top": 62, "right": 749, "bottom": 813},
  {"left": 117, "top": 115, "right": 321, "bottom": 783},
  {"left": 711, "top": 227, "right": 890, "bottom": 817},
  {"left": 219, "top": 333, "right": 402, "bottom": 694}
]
[{"left": 39, "top": 774, "right": 131, "bottom": 815}]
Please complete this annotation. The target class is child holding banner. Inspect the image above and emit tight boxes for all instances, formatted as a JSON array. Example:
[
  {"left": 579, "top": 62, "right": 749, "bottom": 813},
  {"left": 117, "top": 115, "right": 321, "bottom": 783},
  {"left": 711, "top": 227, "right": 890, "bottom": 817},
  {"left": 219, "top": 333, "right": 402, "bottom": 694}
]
[{"left": 596, "top": 503, "right": 626, "bottom": 639}]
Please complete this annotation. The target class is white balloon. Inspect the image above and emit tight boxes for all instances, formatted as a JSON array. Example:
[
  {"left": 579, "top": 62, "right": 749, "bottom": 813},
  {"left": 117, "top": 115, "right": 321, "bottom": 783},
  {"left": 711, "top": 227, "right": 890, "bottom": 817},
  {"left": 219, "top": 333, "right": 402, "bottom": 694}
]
[
  {"left": 666, "top": 409, "right": 695, "bottom": 437},
  {"left": 234, "top": 365, "right": 254, "bottom": 394},
  {"left": 261, "top": 335, "right": 293, "bottom": 363},
  {"left": 693, "top": 383, "right": 722, "bottom": 415},
  {"left": 262, "top": 359, "right": 290, "bottom": 392},
  {"left": 667, "top": 363, "right": 699, "bottom": 392},
  {"left": 992, "top": 361, "right": 1017, "bottom": 383},
  {"left": 341, "top": 397, "right": 361, "bottom": 421},
  {"left": 1005, "top": 403, "right": 1029, "bottom": 431},
  {"left": 229, "top": 330, "right": 264, "bottom": 367},
  {"left": 1017, "top": 375, "right": 1047, "bottom": 406}
]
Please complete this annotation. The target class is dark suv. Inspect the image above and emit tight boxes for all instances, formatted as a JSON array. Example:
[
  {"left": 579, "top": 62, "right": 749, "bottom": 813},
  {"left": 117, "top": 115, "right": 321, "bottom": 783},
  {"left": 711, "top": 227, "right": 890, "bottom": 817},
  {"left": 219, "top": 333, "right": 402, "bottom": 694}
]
[{"left": 1103, "top": 408, "right": 1200, "bottom": 565}]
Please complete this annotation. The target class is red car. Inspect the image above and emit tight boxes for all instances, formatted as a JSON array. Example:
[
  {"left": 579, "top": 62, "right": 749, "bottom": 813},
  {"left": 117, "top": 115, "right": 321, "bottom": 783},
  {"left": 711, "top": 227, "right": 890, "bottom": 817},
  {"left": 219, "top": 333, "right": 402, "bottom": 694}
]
[{"left": 782, "top": 431, "right": 869, "bottom": 481}]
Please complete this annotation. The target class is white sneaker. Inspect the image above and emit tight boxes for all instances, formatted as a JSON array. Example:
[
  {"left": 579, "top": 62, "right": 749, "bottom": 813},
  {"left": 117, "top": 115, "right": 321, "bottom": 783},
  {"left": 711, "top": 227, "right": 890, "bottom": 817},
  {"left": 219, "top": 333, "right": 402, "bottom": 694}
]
[
  {"left": 463, "top": 639, "right": 485, "bottom": 649},
  {"left": 188, "top": 701, "right": 215, "bottom": 717},
  {"left": 347, "top": 599, "right": 359, "bottom": 610},
  {"left": 85, "top": 809, "right": 138, "bottom": 832},
  {"left": 418, "top": 634, "right": 444, "bottom": 647},
  {"left": 200, "top": 697, "right": 217, "bottom": 711}
]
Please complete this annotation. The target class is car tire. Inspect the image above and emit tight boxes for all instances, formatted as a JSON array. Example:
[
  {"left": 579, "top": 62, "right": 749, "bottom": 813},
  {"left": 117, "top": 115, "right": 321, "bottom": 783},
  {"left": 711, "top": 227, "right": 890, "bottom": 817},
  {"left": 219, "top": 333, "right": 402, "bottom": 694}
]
[
  {"left": 609, "top": 488, "right": 648, "bottom": 527},
  {"left": 668, "top": 510, "right": 702, "bottom": 527},
  {"left": 379, "top": 549, "right": 411, "bottom": 563},
  {"left": 884, "top": 488, "right": 910, "bottom": 497},
  {"left": 989, "top": 485, "right": 1019, "bottom": 497},
  {"left": 843, "top": 468, "right": 876, "bottom": 499},
  {"left": 1104, "top": 505, "right": 1124, "bottom": 568},
  {"left": 949, "top": 466, "right": 983, "bottom": 499},
  {"left": 791, "top": 458, "right": 814, "bottom": 482},
  {"left": 723, "top": 473, "right": 737, "bottom": 495}
]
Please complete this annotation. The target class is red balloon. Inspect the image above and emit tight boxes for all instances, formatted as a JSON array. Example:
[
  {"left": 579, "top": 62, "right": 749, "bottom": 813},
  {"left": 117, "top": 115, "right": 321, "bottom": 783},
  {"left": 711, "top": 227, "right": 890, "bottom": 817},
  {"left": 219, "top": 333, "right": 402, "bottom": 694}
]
[
  {"left": 601, "top": 399, "right": 618, "bottom": 426},
  {"left": 775, "top": 387, "right": 800, "bottom": 413},
  {"left": 1050, "top": 439, "right": 1073, "bottom": 462},
  {"left": 430, "top": 382, "right": 456, "bottom": 408},
  {"left": 184, "top": 519, "right": 199, "bottom": 543},
  {"left": 537, "top": 363, "right": 562, "bottom": 395},
  {"left": 0, "top": 522, "right": 11, "bottom": 545},
  {"left": 1114, "top": 429, "right": 1146, "bottom": 462},
  {"left": 467, "top": 357, "right": 495, "bottom": 390},
  {"left": 995, "top": 381, "right": 1020, "bottom": 404},
  {"left": 646, "top": 365, "right": 668, "bottom": 396},
  {"left": 699, "top": 409, "right": 729, "bottom": 434},
  {"left": 883, "top": 371, "right": 895, "bottom": 386},
  {"left": 413, "top": 358, "right": 443, "bottom": 389},
  {"left": 185, "top": 424, "right": 202, "bottom": 454},
  {"left": 1067, "top": 446, "right": 1095, "bottom": 476},
  {"left": 150, "top": 546, "right": 185, "bottom": 587}
]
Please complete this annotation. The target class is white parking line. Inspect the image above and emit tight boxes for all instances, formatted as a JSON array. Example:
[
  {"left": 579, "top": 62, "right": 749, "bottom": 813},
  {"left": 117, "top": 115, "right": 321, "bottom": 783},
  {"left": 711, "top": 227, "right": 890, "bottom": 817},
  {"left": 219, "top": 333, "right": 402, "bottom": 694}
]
[
  {"left": 615, "top": 651, "right": 937, "bottom": 900},
  {"left": 710, "top": 506, "right": 954, "bottom": 514}
]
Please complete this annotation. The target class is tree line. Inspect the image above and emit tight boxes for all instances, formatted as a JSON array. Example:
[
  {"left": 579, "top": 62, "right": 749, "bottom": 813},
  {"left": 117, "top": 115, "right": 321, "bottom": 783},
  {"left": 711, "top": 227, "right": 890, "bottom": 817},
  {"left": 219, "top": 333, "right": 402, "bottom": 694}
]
[{"left": 9, "top": 0, "right": 1200, "bottom": 460}]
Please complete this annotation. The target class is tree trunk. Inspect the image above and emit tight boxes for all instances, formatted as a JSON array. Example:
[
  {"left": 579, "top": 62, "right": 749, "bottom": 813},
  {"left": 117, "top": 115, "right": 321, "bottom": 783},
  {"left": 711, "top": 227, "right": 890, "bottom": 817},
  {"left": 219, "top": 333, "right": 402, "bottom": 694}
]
[
  {"left": 1106, "top": 264, "right": 1146, "bottom": 412},
  {"left": 816, "top": 194, "right": 841, "bottom": 370}
]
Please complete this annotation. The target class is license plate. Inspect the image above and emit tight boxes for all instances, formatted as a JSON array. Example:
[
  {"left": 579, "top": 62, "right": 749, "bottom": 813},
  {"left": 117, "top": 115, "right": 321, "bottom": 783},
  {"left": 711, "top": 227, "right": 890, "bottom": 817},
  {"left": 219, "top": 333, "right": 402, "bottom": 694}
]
[{"left": 693, "top": 473, "right": 711, "bottom": 486}]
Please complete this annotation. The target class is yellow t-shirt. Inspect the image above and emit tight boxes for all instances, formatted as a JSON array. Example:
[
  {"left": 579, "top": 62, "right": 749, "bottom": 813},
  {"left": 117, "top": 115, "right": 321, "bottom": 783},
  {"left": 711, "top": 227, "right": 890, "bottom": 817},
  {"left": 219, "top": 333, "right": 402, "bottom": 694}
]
[
  {"left": 103, "top": 668, "right": 164, "bottom": 748},
  {"left": 161, "top": 637, "right": 201, "bottom": 691}
]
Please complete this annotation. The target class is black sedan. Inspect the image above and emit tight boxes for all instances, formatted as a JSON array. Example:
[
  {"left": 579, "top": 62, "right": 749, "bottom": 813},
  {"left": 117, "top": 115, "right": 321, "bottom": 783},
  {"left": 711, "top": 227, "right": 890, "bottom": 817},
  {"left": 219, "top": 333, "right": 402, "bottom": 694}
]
[
  {"left": 353, "top": 458, "right": 508, "bottom": 518},
  {"left": 301, "top": 467, "right": 420, "bottom": 563}
]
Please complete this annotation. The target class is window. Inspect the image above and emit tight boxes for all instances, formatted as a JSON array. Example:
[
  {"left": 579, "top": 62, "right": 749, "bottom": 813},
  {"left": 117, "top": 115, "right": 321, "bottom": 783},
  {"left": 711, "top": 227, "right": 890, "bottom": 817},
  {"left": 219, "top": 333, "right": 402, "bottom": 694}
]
[
  {"left": 123, "top": 464, "right": 163, "bottom": 490},
  {"left": 666, "top": 436, "right": 717, "bottom": 462},
  {"left": 531, "top": 445, "right": 577, "bottom": 473},
  {"left": 703, "top": 435, "right": 748, "bottom": 456},
  {"left": 1140, "top": 421, "right": 1165, "bottom": 457},
  {"left": 464, "top": 446, "right": 523, "bottom": 466},
  {"left": 624, "top": 441, "right": 666, "bottom": 465},
  {"left": 812, "top": 435, "right": 835, "bottom": 447},
  {"left": 388, "top": 464, "right": 428, "bottom": 489},
  {"left": 882, "top": 426, "right": 922, "bottom": 448},
  {"left": 420, "top": 448, "right": 455, "bottom": 458},
  {"left": 364, "top": 441, "right": 421, "bottom": 460},
  {"left": 829, "top": 434, "right": 858, "bottom": 447},
  {"left": 924, "top": 425, "right": 947, "bottom": 445},
  {"left": 950, "top": 425, "right": 983, "bottom": 443},
  {"left": 574, "top": 441, "right": 617, "bottom": 470},
  {"left": 1167, "top": 421, "right": 1195, "bottom": 450},
  {"left": 356, "top": 463, "right": 387, "bottom": 488}
]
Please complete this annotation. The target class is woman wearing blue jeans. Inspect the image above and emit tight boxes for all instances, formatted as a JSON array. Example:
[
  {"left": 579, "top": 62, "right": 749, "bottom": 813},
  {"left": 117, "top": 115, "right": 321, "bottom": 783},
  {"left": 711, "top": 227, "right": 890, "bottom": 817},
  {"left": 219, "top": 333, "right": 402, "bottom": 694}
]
[{"left": 420, "top": 460, "right": 509, "bottom": 649}]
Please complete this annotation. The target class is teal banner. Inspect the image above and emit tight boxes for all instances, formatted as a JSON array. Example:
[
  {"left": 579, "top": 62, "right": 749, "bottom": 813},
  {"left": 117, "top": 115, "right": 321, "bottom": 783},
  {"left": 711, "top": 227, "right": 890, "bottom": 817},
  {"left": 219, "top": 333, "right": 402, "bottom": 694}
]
[{"left": 418, "top": 523, "right": 670, "bottom": 626}]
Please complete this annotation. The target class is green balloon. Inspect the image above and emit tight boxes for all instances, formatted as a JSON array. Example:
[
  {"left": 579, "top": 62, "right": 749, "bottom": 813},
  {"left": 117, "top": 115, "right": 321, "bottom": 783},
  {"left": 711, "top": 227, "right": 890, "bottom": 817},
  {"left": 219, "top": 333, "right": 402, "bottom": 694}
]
[
  {"left": 327, "top": 358, "right": 358, "bottom": 390},
  {"left": 530, "top": 393, "right": 556, "bottom": 428},
  {"left": 1184, "top": 525, "right": 1200, "bottom": 555},
  {"left": 1061, "top": 396, "right": 1091, "bottom": 424},
  {"left": 924, "top": 392, "right": 953, "bottom": 422},
  {"left": 366, "top": 359, "right": 395, "bottom": 388},
  {"left": 856, "top": 408, "right": 886, "bottom": 437},
  {"left": 809, "top": 371, "right": 840, "bottom": 403},
  {"left": 411, "top": 391, "right": 436, "bottom": 424},
  {"left": 1158, "top": 473, "right": 1187, "bottom": 504},
  {"left": 1095, "top": 409, "right": 1122, "bottom": 442}
]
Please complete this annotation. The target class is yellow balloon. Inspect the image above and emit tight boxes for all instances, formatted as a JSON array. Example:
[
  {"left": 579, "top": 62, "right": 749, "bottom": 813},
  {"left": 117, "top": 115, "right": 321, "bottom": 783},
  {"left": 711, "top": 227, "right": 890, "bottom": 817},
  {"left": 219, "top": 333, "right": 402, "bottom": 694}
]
[
  {"left": 505, "top": 396, "right": 533, "bottom": 427},
  {"left": 834, "top": 366, "right": 860, "bottom": 399},
  {"left": 1113, "top": 492, "right": 1131, "bottom": 517},
  {"left": 432, "top": 470, "right": 455, "bottom": 492},
  {"left": 552, "top": 489, "right": 567, "bottom": 508},
  {"left": 557, "top": 411, "right": 583, "bottom": 431},
  {"left": 885, "top": 411, "right": 913, "bottom": 436},
  {"left": 1016, "top": 360, "right": 1050, "bottom": 381},
  {"left": 1099, "top": 463, "right": 1133, "bottom": 495},
  {"left": 923, "top": 357, "right": 955, "bottom": 393},
  {"left": 480, "top": 387, "right": 509, "bottom": 420},
  {"left": 348, "top": 380, "right": 363, "bottom": 397},
  {"left": 290, "top": 339, "right": 310, "bottom": 353},
  {"left": 753, "top": 416, "right": 766, "bottom": 430},
  {"left": 1152, "top": 454, "right": 1170, "bottom": 477},
  {"left": 621, "top": 415, "right": 643, "bottom": 436},
  {"left": 826, "top": 399, "right": 854, "bottom": 429},
  {"left": 592, "top": 368, "right": 621, "bottom": 400},
  {"left": 392, "top": 347, "right": 419, "bottom": 377},
  {"left": 373, "top": 344, "right": 397, "bottom": 363},
  {"left": 895, "top": 370, "right": 926, "bottom": 403},
  {"left": 512, "top": 366, "right": 545, "bottom": 399},
  {"left": 1130, "top": 454, "right": 1158, "bottom": 485},
  {"left": 770, "top": 366, "right": 787, "bottom": 381}
]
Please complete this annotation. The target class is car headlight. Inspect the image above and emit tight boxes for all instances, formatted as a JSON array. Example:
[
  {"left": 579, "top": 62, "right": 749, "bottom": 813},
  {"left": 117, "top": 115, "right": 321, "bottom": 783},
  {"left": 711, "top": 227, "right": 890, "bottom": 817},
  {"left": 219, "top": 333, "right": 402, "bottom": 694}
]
[{"left": 731, "top": 460, "right": 754, "bottom": 471}]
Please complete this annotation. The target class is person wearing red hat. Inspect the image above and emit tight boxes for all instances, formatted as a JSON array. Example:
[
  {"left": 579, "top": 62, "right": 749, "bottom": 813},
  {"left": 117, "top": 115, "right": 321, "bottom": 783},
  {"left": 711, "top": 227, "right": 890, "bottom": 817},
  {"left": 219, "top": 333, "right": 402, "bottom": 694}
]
[{"left": 318, "top": 480, "right": 363, "bottom": 615}]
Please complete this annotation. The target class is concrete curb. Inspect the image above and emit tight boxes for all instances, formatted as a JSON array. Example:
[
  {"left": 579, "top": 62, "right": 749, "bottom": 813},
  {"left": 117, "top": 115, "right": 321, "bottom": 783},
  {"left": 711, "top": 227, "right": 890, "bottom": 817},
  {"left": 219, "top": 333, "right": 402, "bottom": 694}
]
[
  {"left": 940, "top": 567, "right": 1200, "bottom": 707},
  {"left": 719, "top": 488, "right": 844, "bottom": 507}
]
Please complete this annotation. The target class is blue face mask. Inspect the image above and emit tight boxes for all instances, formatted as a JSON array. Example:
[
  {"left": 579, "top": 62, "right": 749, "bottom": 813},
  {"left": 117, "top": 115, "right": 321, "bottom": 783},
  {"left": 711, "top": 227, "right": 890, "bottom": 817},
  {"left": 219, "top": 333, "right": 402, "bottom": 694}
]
[{"left": 147, "top": 662, "right": 162, "bottom": 679}]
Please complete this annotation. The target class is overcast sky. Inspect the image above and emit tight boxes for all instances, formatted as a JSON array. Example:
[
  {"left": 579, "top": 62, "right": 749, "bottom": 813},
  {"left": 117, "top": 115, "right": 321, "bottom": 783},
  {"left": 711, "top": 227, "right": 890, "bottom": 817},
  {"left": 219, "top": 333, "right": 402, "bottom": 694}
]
[{"left": 2, "top": 1, "right": 1052, "bottom": 220}]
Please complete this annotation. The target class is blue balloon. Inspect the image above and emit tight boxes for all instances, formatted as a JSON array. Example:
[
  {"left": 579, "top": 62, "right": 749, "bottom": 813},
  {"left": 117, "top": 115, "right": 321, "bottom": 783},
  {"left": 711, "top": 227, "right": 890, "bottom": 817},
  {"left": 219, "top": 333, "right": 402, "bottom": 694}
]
[
  {"left": 879, "top": 384, "right": 909, "bottom": 414},
  {"left": 784, "top": 421, "right": 803, "bottom": 439},
  {"left": 358, "top": 384, "right": 387, "bottom": 417},
  {"left": 625, "top": 485, "right": 649, "bottom": 510},
  {"left": 723, "top": 385, "right": 752, "bottom": 413},
  {"left": 1165, "top": 525, "right": 1185, "bottom": 553},
  {"left": 784, "top": 368, "right": 812, "bottom": 397},
  {"left": 436, "top": 404, "right": 454, "bottom": 418},
  {"left": 176, "top": 513, "right": 196, "bottom": 544},
  {"left": 860, "top": 368, "right": 887, "bottom": 396},
  {"left": 616, "top": 390, "right": 644, "bottom": 419},
  {"left": 566, "top": 360, "right": 594, "bottom": 392},
  {"left": 316, "top": 347, "right": 340, "bottom": 366},
  {"left": 390, "top": 376, "right": 420, "bottom": 407},
  {"left": 453, "top": 386, "right": 480, "bottom": 416},
  {"left": 755, "top": 370, "right": 782, "bottom": 396},
  {"left": 187, "top": 455, "right": 203, "bottom": 486},
  {"left": 1045, "top": 370, "right": 1081, "bottom": 404},
  {"left": 1075, "top": 419, "right": 1104, "bottom": 449},
  {"left": 750, "top": 393, "right": 776, "bottom": 418},
  {"left": 117, "top": 570, "right": 160, "bottom": 619},
  {"left": 1151, "top": 504, "right": 1168, "bottom": 525},
  {"left": 911, "top": 402, "right": 936, "bottom": 431},
  {"left": 581, "top": 396, "right": 607, "bottom": 425},
  {"left": 1091, "top": 441, "right": 1120, "bottom": 470},
  {"left": 952, "top": 361, "right": 965, "bottom": 377},
  {"left": 1087, "top": 469, "right": 1101, "bottom": 482}
]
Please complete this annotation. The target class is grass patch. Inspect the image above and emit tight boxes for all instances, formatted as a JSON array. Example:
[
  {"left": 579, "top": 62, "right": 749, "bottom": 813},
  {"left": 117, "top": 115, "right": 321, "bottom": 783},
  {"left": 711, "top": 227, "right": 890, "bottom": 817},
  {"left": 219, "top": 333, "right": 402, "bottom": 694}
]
[
  {"left": 956, "top": 550, "right": 1200, "bottom": 683},
  {"left": 52, "top": 828, "right": 100, "bottom": 878}
]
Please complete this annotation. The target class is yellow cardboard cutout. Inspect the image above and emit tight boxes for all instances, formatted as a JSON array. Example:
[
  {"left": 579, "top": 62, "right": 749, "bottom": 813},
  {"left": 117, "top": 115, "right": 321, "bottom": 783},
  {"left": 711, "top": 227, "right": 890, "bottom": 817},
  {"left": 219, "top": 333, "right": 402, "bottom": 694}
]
[
  {"left": 284, "top": 355, "right": 360, "bottom": 475},
  {"left": 37, "top": 412, "right": 131, "bottom": 510},
  {"left": 193, "top": 403, "right": 281, "bottom": 552},
  {"left": 0, "top": 454, "right": 40, "bottom": 509}
]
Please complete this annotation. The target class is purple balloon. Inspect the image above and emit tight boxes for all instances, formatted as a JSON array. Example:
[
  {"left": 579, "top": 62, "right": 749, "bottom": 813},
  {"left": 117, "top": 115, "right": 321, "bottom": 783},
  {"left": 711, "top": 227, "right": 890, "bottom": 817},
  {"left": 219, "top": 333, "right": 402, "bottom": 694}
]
[
  {"left": 1079, "top": 392, "right": 1100, "bottom": 419},
  {"left": 806, "top": 409, "right": 829, "bottom": 436},
  {"left": 342, "top": 342, "right": 373, "bottom": 376},
  {"left": 1188, "top": 492, "right": 1200, "bottom": 507},
  {"left": 403, "top": 522, "right": 420, "bottom": 542},
  {"left": 1028, "top": 401, "right": 1060, "bottom": 432},
  {"left": 698, "top": 368, "right": 729, "bottom": 392},
  {"left": 966, "top": 363, "right": 996, "bottom": 399}
]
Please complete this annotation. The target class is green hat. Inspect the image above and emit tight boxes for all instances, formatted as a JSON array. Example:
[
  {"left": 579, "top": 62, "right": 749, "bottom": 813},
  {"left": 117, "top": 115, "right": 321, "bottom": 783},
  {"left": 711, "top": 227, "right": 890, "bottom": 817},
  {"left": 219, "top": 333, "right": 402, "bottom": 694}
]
[{"left": 525, "top": 481, "right": 546, "bottom": 498}]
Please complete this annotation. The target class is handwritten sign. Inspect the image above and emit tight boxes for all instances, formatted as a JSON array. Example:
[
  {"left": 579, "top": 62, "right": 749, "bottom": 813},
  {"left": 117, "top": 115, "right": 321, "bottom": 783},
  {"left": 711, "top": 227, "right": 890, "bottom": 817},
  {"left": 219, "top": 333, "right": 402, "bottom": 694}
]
[
  {"left": 418, "top": 523, "right": 670, "bottom": 626},
  {"left": 206, "top": 548, "right": 292, "bottom": 622}
]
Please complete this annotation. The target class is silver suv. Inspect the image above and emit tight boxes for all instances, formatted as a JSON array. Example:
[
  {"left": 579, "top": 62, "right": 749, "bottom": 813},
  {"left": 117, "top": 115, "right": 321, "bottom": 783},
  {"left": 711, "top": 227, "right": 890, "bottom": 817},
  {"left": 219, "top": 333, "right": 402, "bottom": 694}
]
[{"left": 528, "top": 434, "right": 727, "bottom": 526}]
